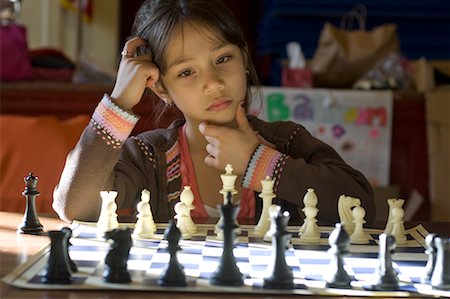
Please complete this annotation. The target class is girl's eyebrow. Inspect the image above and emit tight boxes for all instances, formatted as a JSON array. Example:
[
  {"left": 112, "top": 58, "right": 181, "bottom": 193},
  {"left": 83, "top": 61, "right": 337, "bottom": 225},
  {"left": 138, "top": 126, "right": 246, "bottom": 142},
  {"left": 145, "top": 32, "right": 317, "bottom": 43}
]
[{"left": 167, "top": 43, "right": 230, "bottom": 70}]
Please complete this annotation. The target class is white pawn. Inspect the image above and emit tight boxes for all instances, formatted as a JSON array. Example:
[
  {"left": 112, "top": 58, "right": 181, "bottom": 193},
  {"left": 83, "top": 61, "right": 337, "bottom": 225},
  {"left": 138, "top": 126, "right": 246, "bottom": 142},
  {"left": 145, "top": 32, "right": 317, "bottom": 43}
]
[
  {"left": 97, "top": 191, "right": 119, "bottom": 237},
  {"left": 133, "top": 189, "right": 157, "bottom": 239},
  {"left": 350, "top": 206, "right": 370, "bottom": 244},
  {"left": 263, "top": 204, "right": 281, "bottom": 242},
  {"left": 180, "top": 186, "right": 197, "bottom": 234},
  {"left": 384, "top": 198, "right": 405, "bottom": 235},
  {"left": 338, "top": 195, "right": 361, "bottom": 235},
  {"left": 299, "top": 188, "right": 319, "bottom": 235},
  {"left": 254, "top": 176, "right": 276, "bottom": 236},
  {"left": 299, "top": 206, "right": 320, "bottom": 243},
  {"left": 391, "top": 207, "right": 407, "bottom": 245},
  {"left": 174, "top": 202, "right": 192, "bottom": 239}
]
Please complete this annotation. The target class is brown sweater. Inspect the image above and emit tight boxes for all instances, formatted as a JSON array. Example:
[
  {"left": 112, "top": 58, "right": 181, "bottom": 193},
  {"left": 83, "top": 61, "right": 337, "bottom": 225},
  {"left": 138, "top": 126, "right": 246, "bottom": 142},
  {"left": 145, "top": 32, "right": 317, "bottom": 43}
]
[{"left": 53, "top": 115, "right": 375, "bottom": 225}]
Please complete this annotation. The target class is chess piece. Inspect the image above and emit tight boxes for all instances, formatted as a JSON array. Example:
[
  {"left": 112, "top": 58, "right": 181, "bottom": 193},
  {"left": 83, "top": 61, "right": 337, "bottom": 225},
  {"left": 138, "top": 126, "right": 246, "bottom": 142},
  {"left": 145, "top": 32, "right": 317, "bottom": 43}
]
[
  {"left": 133, "top": 189, "right": 157, "bottom": 239},
  {"left": 264, "top": 204, "right": 281, "bottom": 242},
  {"left": 325, "top": 223, "right": 353, "bottom": 288},
  {"left": 179, "top": 186, "right": 197, "bottom": 234},
  {"left": 299, "top": 188, "right": 319, "bottom": 234},
  {"left": 338, "top": 195, "right": 361, "bottom": 235},
  {"left": 371, "top": 234, "right": 400, "bottom": 290},
  {"left": 422, "top": 233, "right": 438, "bottom": 283},
  {"left": 263, "top": 209, "right": 295, "bottom": 289},
  {"left": 390, "top": 207, "right": 407, "bottom": 245},
  {"left": 174, "top": 202, "right": 192, "bottom": 239},
  {"left": 384, "top": 198, "right": 404, "bottom": 235},
  {"left": 349, "top": 206, "right": 370, "bottom": 244},
  {"left": 18, "top": 173, "right": 44, "bottom": 234},
  {"left": 42, "top": 230, "right": 72, "bottom": 284},
  {"left": 254, "top": 177, "right": 276, "bottom": 236},
  {"left": 299, "top": 205, "right": 320, "bottom": 243},
  {"left": 430, "top": 236, "right": 450, "bottom": 291},
  {"left": 61, "top": 227, "right": 78, "bottom": 272},
  {"left": 158, "top": 220, "right": 187, "bottom": 287},
  {"left": 215, "top": 164, "right": 239, "bottom": 239},
  {"left": 97, "top": 191, "right": 119, "bottom": 237},
  {"left": 103, "top": 228, "right": 132, "bottom": 283},
  {"left": 209, "top": 192, "right": 244, "bottom": 286}
]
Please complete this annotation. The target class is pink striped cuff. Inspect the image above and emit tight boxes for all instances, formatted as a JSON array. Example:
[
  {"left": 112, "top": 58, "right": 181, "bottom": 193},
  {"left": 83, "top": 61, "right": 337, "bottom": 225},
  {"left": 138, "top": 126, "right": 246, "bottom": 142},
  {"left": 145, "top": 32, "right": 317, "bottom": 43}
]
[
  {"left": 92, "top": 94, "right": 139, "bottom": 144},
  {"left": 242, "top": 144, "right": 286, "bottom": 191}
]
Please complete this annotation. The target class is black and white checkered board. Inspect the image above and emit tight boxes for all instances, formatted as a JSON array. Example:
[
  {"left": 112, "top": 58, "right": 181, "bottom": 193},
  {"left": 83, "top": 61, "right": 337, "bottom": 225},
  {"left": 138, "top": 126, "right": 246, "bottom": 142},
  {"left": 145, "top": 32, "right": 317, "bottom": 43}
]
[{"left": 3, "top": 222, "right": 449, "bottom": 297}]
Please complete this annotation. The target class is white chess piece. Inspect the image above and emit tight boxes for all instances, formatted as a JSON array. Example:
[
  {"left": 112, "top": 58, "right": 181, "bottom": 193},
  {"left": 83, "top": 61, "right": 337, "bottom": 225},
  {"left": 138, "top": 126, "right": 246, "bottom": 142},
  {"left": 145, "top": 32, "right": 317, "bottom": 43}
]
[
  {"left": 133, "top": 189, "right": 157, "bottom": 239},
  {"left": 215, "top": 164, "right": 239, "bottom": 239},
  {"left": 97, "top": 191, "right": 119, "bottom": 237},
  {"left": 384, "top": 198, "right": 405, "bottom": 235},
  {"left": 350, "top": 206, "right": 370, "bottom": 244},
  {"left": 174, "top": 202, "right": 192, "bottom": 239},
  {"left": 338, "top": 195, "right": 361, "bottom": 235},
  {"left": 299, "top": 206, "right": 320, "bottom": 243},
  {"left": 299, "top": 188, "right": 319, "bottom": 235},
  {"left": 254, "top": 177, "right": 276, "bottom": 236},
  {"left": 263, "top": 204, "right": 281, "bottom": 242},
  {"left": 391, "top": 206, "right": 407, "bottom": 245},
  {"left": 180, "top": 186, "right": 197, "bottom": 234}
]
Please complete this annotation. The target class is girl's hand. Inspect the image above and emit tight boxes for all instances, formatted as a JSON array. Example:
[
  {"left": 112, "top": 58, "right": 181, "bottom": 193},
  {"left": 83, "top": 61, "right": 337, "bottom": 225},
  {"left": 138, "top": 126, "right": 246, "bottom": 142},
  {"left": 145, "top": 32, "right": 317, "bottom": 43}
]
[
  {"left": 199, "top": 102, "right": 260, "bottom": 175},
  {"left": 110, "top": 37, "right": 160, "bottom": 111}
]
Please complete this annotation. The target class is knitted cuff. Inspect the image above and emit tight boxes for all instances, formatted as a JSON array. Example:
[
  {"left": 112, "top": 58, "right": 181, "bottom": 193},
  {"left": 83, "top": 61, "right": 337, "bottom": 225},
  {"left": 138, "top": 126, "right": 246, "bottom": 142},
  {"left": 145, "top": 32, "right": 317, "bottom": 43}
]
[
  {"left": 242, "top": 144, "right": 287, "bottom": 191},
  {"left": 91, "top": 94, "right": 139, "bottom": 148}
]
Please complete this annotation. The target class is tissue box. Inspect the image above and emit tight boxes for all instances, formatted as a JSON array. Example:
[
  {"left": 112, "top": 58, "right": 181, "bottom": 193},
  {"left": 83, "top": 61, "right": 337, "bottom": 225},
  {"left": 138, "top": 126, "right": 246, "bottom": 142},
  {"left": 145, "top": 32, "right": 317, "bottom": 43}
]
[{"left": 281, "top": 67, "right": 313, "bottom": 88}]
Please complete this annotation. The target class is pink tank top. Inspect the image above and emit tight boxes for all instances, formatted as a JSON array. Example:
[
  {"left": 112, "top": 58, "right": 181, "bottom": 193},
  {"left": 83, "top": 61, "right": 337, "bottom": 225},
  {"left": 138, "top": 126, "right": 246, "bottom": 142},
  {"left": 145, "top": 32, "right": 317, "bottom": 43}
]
[{"left": 178, "top": 125, "right": 255, "bottom": 219}]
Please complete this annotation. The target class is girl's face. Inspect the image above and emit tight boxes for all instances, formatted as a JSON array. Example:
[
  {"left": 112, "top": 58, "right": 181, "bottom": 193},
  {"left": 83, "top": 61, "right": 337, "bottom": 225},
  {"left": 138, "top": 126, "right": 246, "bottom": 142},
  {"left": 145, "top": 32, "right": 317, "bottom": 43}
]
[{"left": 160, "top": 21, "right": 248, "bottom": 127}]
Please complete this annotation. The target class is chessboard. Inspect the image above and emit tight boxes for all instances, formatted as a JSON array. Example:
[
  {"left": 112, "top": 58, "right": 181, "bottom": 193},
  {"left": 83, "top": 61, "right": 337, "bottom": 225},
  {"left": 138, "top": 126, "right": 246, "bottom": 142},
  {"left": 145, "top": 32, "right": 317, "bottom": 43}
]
[{"left": 3, "top": 222, "right": 449, "bottom": 297}]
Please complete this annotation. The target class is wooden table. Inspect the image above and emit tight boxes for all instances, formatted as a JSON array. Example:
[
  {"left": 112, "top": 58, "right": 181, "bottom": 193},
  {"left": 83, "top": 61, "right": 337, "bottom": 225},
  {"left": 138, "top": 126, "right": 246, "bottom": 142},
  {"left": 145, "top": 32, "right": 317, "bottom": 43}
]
[{"left": 1, "top": 212, "right": 449, "bottom": 299}]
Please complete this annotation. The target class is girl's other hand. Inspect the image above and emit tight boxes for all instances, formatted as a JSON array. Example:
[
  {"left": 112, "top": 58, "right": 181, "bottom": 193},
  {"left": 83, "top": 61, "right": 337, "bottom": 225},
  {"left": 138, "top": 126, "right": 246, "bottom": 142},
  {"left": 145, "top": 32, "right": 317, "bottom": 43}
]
[
  {"left": 199, "top": 102, "right": 260, "bottom": 175},
  {"left": 111, "top": 37, "right": 160, "bottom": 111}
]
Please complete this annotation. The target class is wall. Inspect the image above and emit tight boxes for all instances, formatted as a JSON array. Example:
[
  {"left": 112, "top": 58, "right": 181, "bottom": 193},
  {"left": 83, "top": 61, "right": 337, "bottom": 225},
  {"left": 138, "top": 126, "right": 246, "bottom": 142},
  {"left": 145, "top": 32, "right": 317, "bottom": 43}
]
[{"left": 21, "top": 0, "right": 119, "bottom": 73}]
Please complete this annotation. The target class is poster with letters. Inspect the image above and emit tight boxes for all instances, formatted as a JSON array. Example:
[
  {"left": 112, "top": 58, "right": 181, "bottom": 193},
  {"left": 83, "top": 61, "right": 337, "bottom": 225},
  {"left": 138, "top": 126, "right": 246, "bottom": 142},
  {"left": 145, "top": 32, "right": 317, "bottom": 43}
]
[{"left": 249, "top": 87, "right": 393, "bottom": 186}]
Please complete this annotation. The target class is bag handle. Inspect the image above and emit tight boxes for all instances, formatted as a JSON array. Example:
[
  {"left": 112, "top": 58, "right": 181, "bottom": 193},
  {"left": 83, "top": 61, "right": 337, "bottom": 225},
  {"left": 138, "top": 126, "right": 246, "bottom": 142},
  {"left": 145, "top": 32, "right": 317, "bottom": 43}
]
[{"left": 340, "top": 4, "right": 367, "bottom": 30}]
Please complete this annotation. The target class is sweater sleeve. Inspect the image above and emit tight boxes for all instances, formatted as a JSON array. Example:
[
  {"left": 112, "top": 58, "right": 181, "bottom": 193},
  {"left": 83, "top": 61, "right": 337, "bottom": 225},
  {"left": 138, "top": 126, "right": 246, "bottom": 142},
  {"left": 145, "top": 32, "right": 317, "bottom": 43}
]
[
  {"left": 243, "top": 118, "right": 375, "bottom": 225},
  {"left": 53, "top": 94, "right": 142, "bottom": 222}
]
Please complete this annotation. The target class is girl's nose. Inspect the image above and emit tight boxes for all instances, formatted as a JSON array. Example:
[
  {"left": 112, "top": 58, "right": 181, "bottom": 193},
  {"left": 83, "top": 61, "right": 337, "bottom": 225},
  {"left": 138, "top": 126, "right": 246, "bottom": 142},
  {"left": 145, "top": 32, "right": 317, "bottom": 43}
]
[{"left": 203, "top": 69, "right": 224, "bottom": 95}]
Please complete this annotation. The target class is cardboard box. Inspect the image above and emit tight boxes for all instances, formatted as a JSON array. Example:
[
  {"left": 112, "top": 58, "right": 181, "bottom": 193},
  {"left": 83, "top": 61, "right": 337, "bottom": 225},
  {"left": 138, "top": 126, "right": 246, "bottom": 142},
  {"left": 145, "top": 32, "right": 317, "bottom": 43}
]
[{"left": 426, "top": 89, "right": 450, "bottom": 221}]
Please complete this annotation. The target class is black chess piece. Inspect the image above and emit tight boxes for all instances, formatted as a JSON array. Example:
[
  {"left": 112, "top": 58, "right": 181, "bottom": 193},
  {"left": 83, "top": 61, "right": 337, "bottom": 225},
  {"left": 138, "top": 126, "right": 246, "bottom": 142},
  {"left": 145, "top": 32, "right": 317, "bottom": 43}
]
[
  {"left": 61, "top": 227, "right": 78, "bottom": 273},
  {"left": 325, "top": 223, "right": 354, "bottom": 288},
  {"left": 422, "top": 233, "right": 437, "bottom": 283},
  {"left": 103, "top": 228, "right": 132, "bottom": 283},
  {"left": 42, "top": 230, "right": 72, "bottom": 284},
  {"left": 158, "top": 220, "right": 187, "bottom": 286},
  {"left": 209, "top": 192, "right": 244, "bottom": 286},
  {"left": 430, "top": 236, "right": 450, "bottom": 290},
  {"left": 263, "top": 209, "right": 295, "bottom": 289},
  {"left": 371, "top": 234, "right": 400, "bottom": 290},
  {"left": 18, "top": 173, "right": 44, "bottom": 234}
]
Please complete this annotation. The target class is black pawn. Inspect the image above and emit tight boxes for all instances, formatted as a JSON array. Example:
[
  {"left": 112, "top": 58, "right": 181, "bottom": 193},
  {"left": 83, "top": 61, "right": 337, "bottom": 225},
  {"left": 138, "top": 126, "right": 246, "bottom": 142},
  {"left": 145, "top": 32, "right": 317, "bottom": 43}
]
[
  {"left": 103, "top": 228, "right": 132, "bottom": 283},
  {"left": 61, "top": 227, "right": 78, "bottom": 273},
  {"left": 430, "top": 236, "right": 450, "bottom": 291},
  {"left": 209, "top": 192, "right": 244, "bottom": 286},
  {"left": 422, "top": 233, "right": 438, "bottom": 283},
  {"left": 263, "top": 209, "right": 295, "bottom": 289},
  {"left": 18, "top": 173, "right": 44, "bottom": 234},
  {"left": 371, "top": 234, "right": 399, "bottom": 290},
  {"left": 325, "top": 223, "right": 353, "bottom": 288},
  {"left": 158, "top": 220, "right": 187, "bottom": 286},
  {"left": 42, "top": 230, "right": 72, "bottom": 284}
]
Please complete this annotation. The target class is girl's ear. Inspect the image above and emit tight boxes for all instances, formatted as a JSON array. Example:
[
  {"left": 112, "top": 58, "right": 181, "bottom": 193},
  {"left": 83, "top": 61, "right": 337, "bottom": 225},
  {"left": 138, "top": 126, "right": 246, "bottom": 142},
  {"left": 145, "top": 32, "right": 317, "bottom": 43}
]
[{"left": 149, "top": 82, "right": 170, "bottom": 103}]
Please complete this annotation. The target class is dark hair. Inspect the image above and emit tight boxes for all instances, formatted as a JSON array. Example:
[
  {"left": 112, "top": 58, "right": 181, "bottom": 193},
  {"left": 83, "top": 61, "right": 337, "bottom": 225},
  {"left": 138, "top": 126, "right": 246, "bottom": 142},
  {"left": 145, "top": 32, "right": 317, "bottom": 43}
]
[{"left": 131, "top": 0, "right": 260, "bottom": 125}]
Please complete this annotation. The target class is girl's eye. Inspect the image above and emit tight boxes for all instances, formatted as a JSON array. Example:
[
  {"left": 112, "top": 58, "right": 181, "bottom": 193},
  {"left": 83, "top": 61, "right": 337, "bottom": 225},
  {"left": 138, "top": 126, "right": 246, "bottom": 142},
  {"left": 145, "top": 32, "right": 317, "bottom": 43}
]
[
  {"left": 216, "top": 55, "right": 231, "bottom": 64},
  {"left": 178, "top": 70, "right": 193, "bottom": 78}
]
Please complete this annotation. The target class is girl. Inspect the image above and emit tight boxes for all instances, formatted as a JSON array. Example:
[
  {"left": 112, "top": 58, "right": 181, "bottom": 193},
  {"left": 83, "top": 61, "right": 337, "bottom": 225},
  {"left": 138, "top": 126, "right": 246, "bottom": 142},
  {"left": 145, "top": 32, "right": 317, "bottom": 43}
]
[{"left": 53, "top": 0, "right": 375, "bottom": 225}]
